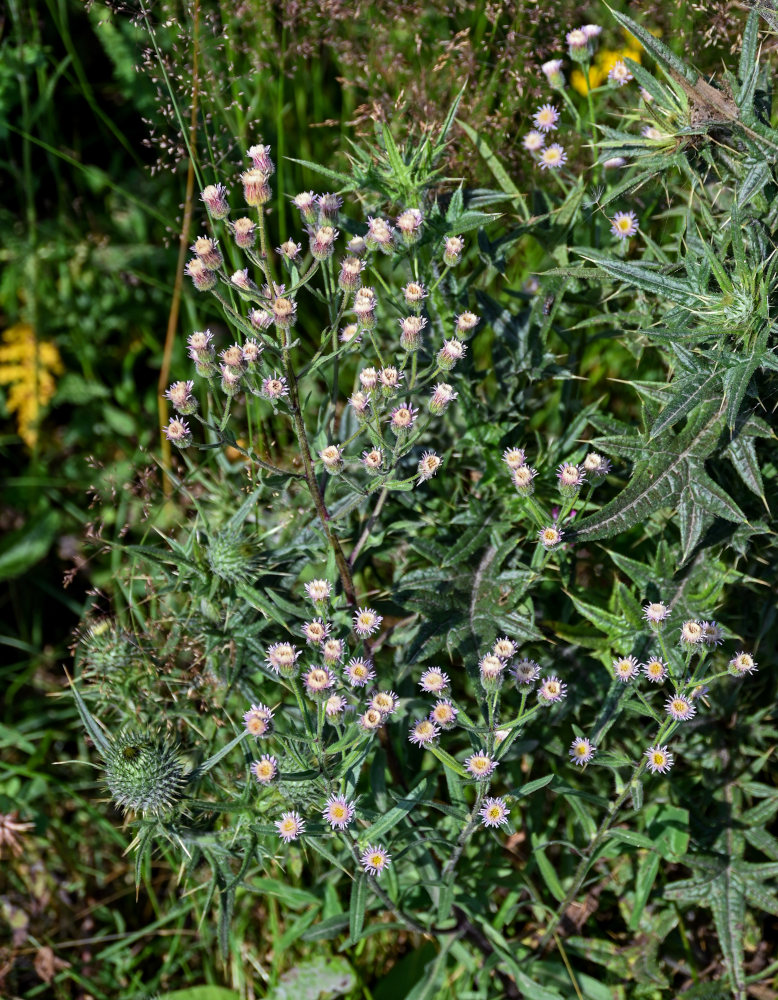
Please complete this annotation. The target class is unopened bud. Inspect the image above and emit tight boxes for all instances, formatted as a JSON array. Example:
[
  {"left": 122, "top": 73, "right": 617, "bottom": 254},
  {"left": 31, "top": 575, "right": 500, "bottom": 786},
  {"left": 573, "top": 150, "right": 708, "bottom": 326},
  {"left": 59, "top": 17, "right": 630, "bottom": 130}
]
[
  {"left": 241, "top": 168, "right": 271, "bottom": 207},
  {"left": 443, "top": 235, "right": 465, "bottom": 266},
  {"left": 201, "top": 183, "right": 229, "bottom": 220},
  {"left": 230, "top": 217, "right": 257, "bottom": 249},
  {"left": 185, "top": 258, "right": 217, "bottom": 292}
]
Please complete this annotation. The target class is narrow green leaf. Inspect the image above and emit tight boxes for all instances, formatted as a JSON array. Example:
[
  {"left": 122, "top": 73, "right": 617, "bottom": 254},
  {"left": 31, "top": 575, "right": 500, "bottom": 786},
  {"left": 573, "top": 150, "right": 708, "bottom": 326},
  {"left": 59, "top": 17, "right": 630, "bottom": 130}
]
[{"left": 349, "top": 873, "right": 368, "bottom": 943}]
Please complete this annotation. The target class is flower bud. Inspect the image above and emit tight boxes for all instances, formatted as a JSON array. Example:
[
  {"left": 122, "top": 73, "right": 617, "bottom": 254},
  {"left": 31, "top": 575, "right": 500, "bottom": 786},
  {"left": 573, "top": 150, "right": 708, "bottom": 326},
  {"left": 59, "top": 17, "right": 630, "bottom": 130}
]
[
  {"left": 347, "top": 235, "right": 367, "bottom": 256},
  {"left": 249, "top": 307, "right": 273, "bottom": 331},
  {"left": 277, "top": 239, "right": 302, "bottom": 264},
  {"left": 317, "top": 192, "right": 343, "bottom": 222},
  {"left": 402, "top": 281, "right": 427, "bottom": 312},
  {"left": 272, "top": 296, "right": 297, "bottom": 329},
  {"left": 230, "top": 269, "right": 257, "bottom": 299},
  {"left": 164, "top": 418, "right": 193, "bottom": 447},
  {"left": 220, "top": 364, "right": 242, "bottom": 397},
  {"left": 362, "top": 448, "right": 383, "bottom": 474},
  {"left": 320, "top": 444, "right": 344, "bottom": 474},
  {"left": 354, "top": 287, "right": 377, "bottom": 329},
  {"left": 293, "top": 191, "right": 318, "bottom": 225},
  {"left": 455, "top": 311, "right": 479, "bottom": 337},
  {"left": 399, "top": 315, "right": 426, "bottom": 351},
  {"left": 396, "top": 208, "right": 423, "bottom": 245},
  {"left": 417, "top": 451, "right": 441, "bottom": 482},
  {"left": 309, "top": 225, "right": 338, "bottom": 261},
  {"left": 104, "top": 731, "right": 186, "bottom": 817},
  {"left": 365, "top": 216, "right": 394, "bottom": 254},
  {"left": 191, "top": 235, "right": 223, "bottom": 271},
  {"left": 201, "top": 183, "right": 229, "bottom": 219},
  {"left": 443, "top": 236, "right": 464, "bottom": 266},
  {"left": 429, "top": 382, "right": 457, "bottom": 414},
  {"left": 247, "top": 143, "right": 274, "bottom": 175},
  {"left": 378, "top": 366, "right": 403, "bottom": 395},
  {"left": 240, "top": 168, "right": 271, "bottom": 207},
  {"left": 338, "top": 255, "right": 364, "bottom": 291},
  {"left": 165, "top": 380, "right": 198, "bottom": 415},
  {"left": 230, "top": 217, "right": 257, "bottom": 249},
  {"left": 565, "top": 28, "right": 590, "bottom": 61},
  {"left": 185, "top": 257, "right": 217, "bottom": 292},
  {"left": 437, "top": 338, "right": 466, "bottom": 371},
  {"left": 541, "top": 58, "right": 566, "bottom": 89},
  {"left": 241, "top": 339, "right": 263, "bottom": 371},
  {"left": 359, "top": 366, "right": 379, "bottom": 391},
  {"left": 349, "top": 390, "right": 371, "bottom": 419}
]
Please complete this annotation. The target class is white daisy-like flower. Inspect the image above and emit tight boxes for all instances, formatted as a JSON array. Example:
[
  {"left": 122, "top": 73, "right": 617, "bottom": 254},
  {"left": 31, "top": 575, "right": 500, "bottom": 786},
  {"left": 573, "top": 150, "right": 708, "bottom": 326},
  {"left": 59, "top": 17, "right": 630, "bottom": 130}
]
[{"left": 539, "top": 144, "right": 567, "bottom": 170}]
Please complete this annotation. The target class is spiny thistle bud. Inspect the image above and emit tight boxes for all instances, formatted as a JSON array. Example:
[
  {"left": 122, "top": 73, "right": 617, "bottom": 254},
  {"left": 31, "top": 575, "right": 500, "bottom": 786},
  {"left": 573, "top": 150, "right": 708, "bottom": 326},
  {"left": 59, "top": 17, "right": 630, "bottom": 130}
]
[
  {"left": 103, "top": 731, "right": 186, "bottom": 817},
  {"left": 512, "top": 464, "right": 537, "bottom": 496},
  {"left": 362, "top": 448, "right": 383, "bottom": 474},
  {"left": 396, "top": 208, "right": 423, "bottom": 245},
  {"left": 293, "top": 190, "right": 318, "bottom": 225},
  {"left": 417, "top": 451, "right": 441, "bottom": 482},
  {"left": 220, "top": 365, "right": 242, "bottom": 397},
  {"left": 240, "top": 168, "right": 271, "bottom": 207},
  {"left": 455, "top": 311, "right": 479, "bottom": 337},
  {"left": 207, "top": 529, "right": 255, "bottom": 582},
  {"left": 78, "top": 619, "right": 135, "bottom": 675},
  {"left": 185, "top": 257, "right": 217, "bottom": 292},
  {"left": 272, "top": 296, "right": 297, "bottom": 329},
  {"left": 317, "top": 192, "right": 343, "bottom": 222},
  {"left": 191, "top": 235, "right": 223, "bottom": 271},
  {"left": 241, "top": 339, "right": 263, "bottom": 370},
  {"left": 201, "top": 183, "right": 229, "bottom": 220},
  {"left": 429, "top": 382, "right": 457, "bottom": 414},
  {"left": 399, "top": 315, "right": 426, "bottom": 351},
  {"left": 365, "top": 216, "right": 395, "bottom": 254},
  {"left": 309, "top": 225, "right": 338, "bottom": 261},
  {"left": 320, "top": 444, "right": 344, "bottom": 474},
  {"left": 443, "top": 236, "right": 465, "bottom": 266},
  {"left": 378, "top": 366, "right": 403, "bottom": 395},
  {"left": 164, "top": 418, "right": 192, "bottom": 447},
  {"left": 165, "top": 380, "right": 198, "bottom": 415},
  {"left": 347, "top": 235, "right": 367, "bottom": 256},
  {"left": 541, "top": 58, "right": 566, "bottom": 89},
  {"left": 402, "top": 281, "right": 427, "bottom": 312},
  {"left": 437, "top": 338, "right": 466, "bottom": 370},
  {"left": 338, "top": 255, "right": 364, "bottom": 291},
  {"left": 247, "top": 143, "right": 274, "bottom": 175},
  {"left": 354, "top": 287, "right": 378, "bottom": 329},
  {"left": 230, "top": 217, "right": 257, "bottom": 249},
  {"left": 249, "top": 307, "right": 273, "bottom": 331},
  {"left": 349, "top": 390, "right": 371, "bottom": 419},
  {"left": 277, "top": 240, "right": 302, "bottom": 264}
]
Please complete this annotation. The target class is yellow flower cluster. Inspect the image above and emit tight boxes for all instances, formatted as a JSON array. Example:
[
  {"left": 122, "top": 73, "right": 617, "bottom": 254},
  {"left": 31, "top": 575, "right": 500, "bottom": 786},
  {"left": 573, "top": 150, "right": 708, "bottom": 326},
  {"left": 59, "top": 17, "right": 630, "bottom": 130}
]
[
  {"left": 0, "top": 323, "right": 63, "bottom": 448},
  {"left": 571, "top": 45, "right": 642, "bottom": 95}
]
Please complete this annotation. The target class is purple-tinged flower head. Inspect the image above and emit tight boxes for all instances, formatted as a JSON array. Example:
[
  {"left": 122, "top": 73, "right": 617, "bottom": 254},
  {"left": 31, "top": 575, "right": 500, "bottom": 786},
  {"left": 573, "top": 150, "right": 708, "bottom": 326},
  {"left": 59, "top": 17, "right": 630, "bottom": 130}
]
[
  {"left": 390, "top": 402, "right": 419, "bottom": 435},
  {"left": 359, "top": 366, "right": 379, "bottom": 392},
  {"left": 689, "top": 682, "right": 709, "bottom": 701},
  {"left": 378, "top": 366, "right": 404, "bottom": 395},
  {"left": 191, "top": 235, "right": 223, "bottom": 271},
  {"left": 612, "top": 655, "right": 639, "bottom": 683},
  {"left": 201, "top": 183, "right": 229, "bottom": 219},
  {"left": 700, "top": 621, "right": 725, "bottom": 647},
  {"left": 340, "top": 323, "right": 360, "bottom": 346},
  {"left": 642, "top": 126, "right": 665, "bottom": 140},
  {"left": 322, "top": 794, "right": 355, "bottom": 830},
  {"left": 403, "top": 281, "right": 427, "bottom": 312},
  {"left": 582, "top": 23, "right": 602, "bottom": 39},
  {"left": 538, "top": 675, "right": 567, "bottom": 703},
  {"left": 220, "top": 344, "right": 245, "bottom": 370},
  {"left": 370, "top": 690, "right": 398, "bottom": 716},
  {"left": 165, "top": 380, "right": 198, "bottom": 416},
  {"left": 583, "top": 452, "right": 612, "bottom": 480},
  {"left": 345, "top": 657, "right": 376, "bottom": 687},
  {"left": 465, "top": 750, "right": 497, "bottom": 780},
  {"left": 185, "top": 257, "right": 217, "bottom": 292},
  {"left": 609, "top": 60, "right": 633, "bottom": 86},
  {"left": 164, "top": 418, "right": 193, "bottom": 447},
  {"left": 349, "top": 391, "right": 371, "bottom": 420},
  {"left": 188, "top": 328, "right": 215, "bottom": 361},
  {"left": 729, "top": 651, "right": 757, "bottom": 677},
  {"left": 353, "top": 607, "right": 383, "bottom": 637},
  {"left": 455, "top": 311, "right": 480, "bottom": 338},
  {"left": 429, "top": 382, "right": 458, "bottom": 415},
  {"left": 539, "top": 144, "right": 567, "bottom": 170},
  {"left": 479, "top": 796, "right": 510, "bottom": 828},
  {"left": 338, "top": 255, "right": 364, "bottom": 291},
  {"left": 303, "top": 666, "right": 336, "bottom": 701},
  {"left": 277, "top": 239, "right": 302, "bottom": 264},
  {"left": 569, "top": 737, "right": 596, "bottom": 766},
  {"left": 538, "top": 526, "right": 564, "bottom": 549},
  {"left": 308, "top": 225, "right": 338, "bottom": 261},
  {"left": 399, "top": 315, "right": 427, "bottom": 351},
  {"left": 644, "top": 744, "right": 674, "bottom": 774},
  {"left": 272, "top": 296, "right": 297, "bottom": 330},
  {"left": 565, "top": 27, "right": 589, "bottom": 60},
  {"left": 665, "top": 694, "right": 695, "bottom": 721},
  {"left": 317, "top": 192, "right": 343, "bottom": 222},
  {"left": 251, "top": 754, "right": 278, "bottom": 784},
  {"left": 247, "top": 143, "right": 274, "bottom": 174},
  {"left": 396, "top": 208, "right": 423, "bottom": 245},
  {"left": 643, "top": 601, "right": 670, "bottom": 627},
  {"left": 479, "top": 653, "right": 506, "bottom": 691},
  {"left": 347, "top": 235, "right": 367, "bottom": 256},
  {"left": 260, "top": 374, "right": 289, "bottom": 401},
  {"left": 443, "top": 236, "right": 465, "bottom": 266},
  {"left": 643, "top": 657, "right": 668, "bottom": 683},
  {"left": 503, "top": 447, "right": 526, "bottom": 471},
  {"left": 360, "top": 844, "right": 391, "bottom": 877},
  {"left": 293, "top": 190, "right": 318, "bottom": 225},
  {"left": 512, "top": 464, "right": 538, "bottom": 497},
  {"left": 266, "top": 642, "right": 302, "bottom": 677},
  {"left": 532, "top": 103, "right": 560, "bottom": 132},
  {"left": 354, "top": 287, "right": 378, "bottom": 329},
  {"left": 322, "top": 638, "right": 345, "bottom": 666},
  {"left": 230, "top": 269, "right": 257, "bottom": 299},
  {"left": 230, "top": 217, "right": 257, "bottom": 249},
  {"left": 603, "top": 156, "right": 627, "bottom": 169},
  {"left": 240, "top": 168, "right": 271, "bottom": 207},
  {"left": 325, "top": 693, "right": 348, "bottom": 720},
  {"left": 365, "top": 216, "right": 395, "bottom": 254},
  {"left": 362, "top": 448, "right": 383, "bottom": 475},
  {"left": 249, "top": 307, "right": 273, "bottom": 331},
  {"left": 542, "top": 58, "right": 566, "bottom": 89},
  {"left": 358, "top": 707, "right": 384, "bottom": 731},
  {"left": 302, "top": 618, "right": 331, "bottom": 645},
  {"left": 305, "top": 579, "right": 332, "bottom": 605},
  {"left": 430, "top": 699, "right": 458, "bottom": 729},
  {"left": 523, "top": 130, "right": 546, "bottom": 153},
  {"left": 417, "top": 451, "right": 442, "bottom": 482},
  {"left": 437, "top": 338, "right": 467, "bottom": 371},
  {"left": 243, "top": 703, "right": 274, "bottom": 737},
  {"left": 276, "top": 811, "right": 305, "bottom": 842},
  {"left": 557, "top": 462, "right": 586, "bottom": 496},
  {"left": 241, "top": 339, "right": 263, "bottom": 370},
  {"left": 513, "top": 658, "right": 541, "bottom": 686},
  {"left": 680, "top": 620, "right": 704, "bottom": 648},
  {"left": 409, "top": 718, "right": 440, "bottom": 746},
  {"left": 419, "top": 667, "right": 450, "bottom": 695},
  {"left": 611, "top": 211, "right": 639, "bottom": 240},
  {"left": 320, "top": 444, "right": 344, "bottom": 475},
  {"left": 493, "top": 637, "right": 518, "bottom": 661},
  {"left": 523, "top": 276, "right": 541, "bottom": 294}
]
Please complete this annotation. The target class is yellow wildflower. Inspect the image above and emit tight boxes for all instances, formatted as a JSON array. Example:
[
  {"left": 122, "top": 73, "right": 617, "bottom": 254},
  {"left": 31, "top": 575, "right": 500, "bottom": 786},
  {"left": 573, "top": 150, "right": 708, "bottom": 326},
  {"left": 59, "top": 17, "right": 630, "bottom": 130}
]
[{"left": 0, "top": 323, "right": 63, "bottom": 448}]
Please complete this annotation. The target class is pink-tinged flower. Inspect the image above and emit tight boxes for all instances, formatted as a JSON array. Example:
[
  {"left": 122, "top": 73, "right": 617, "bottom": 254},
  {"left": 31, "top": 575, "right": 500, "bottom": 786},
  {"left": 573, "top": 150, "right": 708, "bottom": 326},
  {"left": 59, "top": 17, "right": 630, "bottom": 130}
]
[
  {"left": 729, "top": 651, "right": 757, "bottom": 676},
  {"left": 643, "top": 601, "right": 670, "bottom": 626},
  {"left": 365, "top": 216, "right": 395, "bottom": 253},
  {"left": 689, "top": 683, "right": 709, "bottom": 701},
  {"left": 260, "top": 374, "right": 289, "bottom": 400},
  {"left": 644, "top": 745, "right": 674, "bottom": 774},
  {"left": 277, "top": 239, "right": 302, "bottom": 262},
  {"left": 538, "top": 526, "right": 564, "bottom": 549},
  {"left": 325, "top": 694, "right": 348, "bottom": 720},
  {"left": 302, "top": 619, "right": 331, "bottom": 645},
  {"left": 164, "top": 418, "right": 193, "bottom": 447},
  {"left": 358, "top": 708, "right": 384, "bottom": 731},
  {"left": 538, "top": 675, "right": 567, "bottom": 703},
  {"left": 370, "top": 690, "right": 398, "bottom": 716},
  {"left": 430, "top": 699, "right": 458, "bottom": 729},
  {"left": 513, "top": 659, "right": 541, "bottom": 685},
  {"left": 362, "top": 448, "right": 383, "bottom": 474},
  {"left": 679, "top": 620, "right": 703, "bottom": 648},
  {"left": 390, "top": 402, "right": 418, "bottom": 434},
  {"left": 320, "top": 444, "right": 344, "bottom": 474},
  {"left": 353, "top": 287, "right": 377, "bottom": 330},
  {"left": 322, "top": 638, "right": 345, "bottom": 665},
  {"left": 201, "top": 183, "right": 229, "bottom": 219},
  {"left": 220, "top": 364, "right": 242, "bottom": 397},
  {"left": 557, "top": 462, "right": 586, "bottom": 493},
  {"left": 249, "top": 307, "right": 273, "bottom": 330},
  {"left": 403, "top": 281, "right": 427, "bottom": 309},
  {"left": 399, "top": 315, "right": 427, "bottom": 351},
  {"left": 665, "top": 694, "right": 695, "bottom": 721},
  {"left": 437, "top": 338, "right": 467, "bottom": 370},
  {"left": 359, "top": 366, "right": 379, "bottom": 391},
  {"left": 360, "top": 843, "right": 391, "bottom": 877},
  {"left": 305, "top": 579, "right": 331, "bottom": 604},
  {"left": 565, "top": 28, "right": 589, "bottom": 58},
  {"left": 493, "top": 637, "right": 518, "bottom": 661},
  {"left": 165, "top": 380, "right": 198, "bottom": 416},
  {"left": 340, "top": 323, "right": 360, "bottom": 345},
  {"left": 272, "top": 295, "right": 297, "bottom": 328},
  {"left": 419, "top": 668, "right": 450, "bottom": 695},
  {"left": 700, "top": 621, "right": 725, "bottom": 646},
  {"left": 465, "top": 750, "right": 497, "bottom": 780},
  {"left": 569, "top": 737, "right": 596, "bottom": 766},
  {"left": 353, "top": 607, "right": 383, "bottom": 637},
  {"left": 322, "top": 794, "right": 355, "bottom": 830},
  {"left": 266, "top": 642, "right": 302, "bottom": 676},
  {"left": 396, "top": 208, "right": 423, "bottom": 244},
  {"left": 309, "top": 225, "right": 338, "bottom": 261},
  {"left": 303, "top": 666, "right": 336, "bottom": 700},
  {"left": 608, "top": 60, "right": 633, "bottom": 86},
  {"left": 243, "top": 703, "right": 274, "bottom": 737},
  {"left": 429, "top": 382, "right": 458, "bottom": 414},
  {"left": 247, "top": 143, "right": 274, "bottom": 174},
  {"left": 242, "top": 339, "right": 263, "bottom": 368},
  {"left": 512, "top": 465, "right": 537, "bottom": 496},
  {"left": 479, "top": 796, "right": 510, "bottom": 828},
  {"left": 317, "top": 192, "right": 343, "bottom": 221},
  {"left": 348, "top": 391, "right": 369, "bottom": 421},
  {"left": 231, "top": 217, "right": 257, "bottom": 249},
  {"left": 251, "top": 755, "right": 278, "bottom": 784},
  {"left": 221, "top": 344, "right": 244, "bottom": 369},
  {"left": 583, "top": 452, "right": 611, "bottom": 478},
  {"left": 503, "top": 447, "right": 526, "bottom": 470},
  {"left": 532, "top": 103, "right": 560, "bottom": 132},
  {"left": 417, "top": 451, "right": 442, "bottom": 482},
  {"left": 276, "top": 811, "right": 305, "bottom": 842},
  {"left": 338, "top": 255, "right": 364, "bottom": 291},
  {"left": 293, "top": 190, "right": 318, "bottom": 224},
  {"left": 603, "top": 157, "right": 626, "bottom": 169},
  {"left": 187, "top": 328, "right": 214, "bottom": 360},
  {"left": 185, "top": 258, "right": 217, "bottom": 292},
  {"left": 479, "top": 653, "right": 506, "bottom": 690},
  {"left": 541, "top": 59, "right": 565, "bottom": 88},
  {"left": 455, "top": 311, "right": 480, "bottom": 336},
  {"left": 582, "top": 23, "right": 602, "bottom": 39},
  {"left": 643, "top": 657, "right": 668, "bottom": 683},
  {"left": 191, "top": 235, "right": 223, "bottom": 271},
  {"left": 409, "top": 718, "right": 440, "bottom": 746},
  {"left": 610, "top": 211, "right": 639, "bottom": 240},
  {"left": 347, "top": 236, "right": 366, "bottom": 258},
  {"left": 539, "top": 144, "right": 567, "bottom": 170},
  {"left": 240, "top": 168, "right": 271, "bottom": 207},
  {"left": 613, "top": 655, "right": 639, "bottom": 683},
  {"left": 443, "top": 236, "right": 465, "bottom": 266},
  {"left": 345, "top": 657, "right": 376, "bottom": 687}
]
